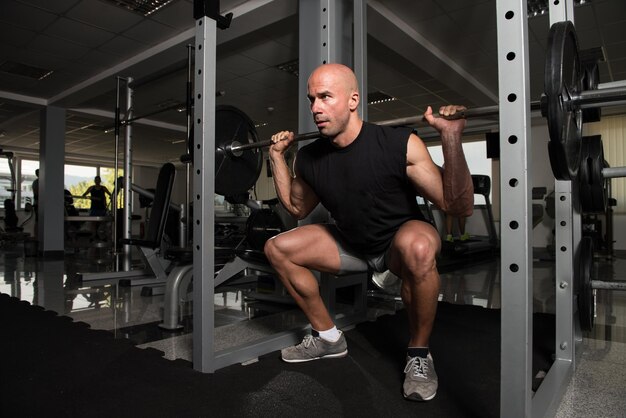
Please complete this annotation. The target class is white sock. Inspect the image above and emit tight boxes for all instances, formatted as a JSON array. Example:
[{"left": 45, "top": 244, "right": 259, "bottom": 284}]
[{"left": 317, "top": 326, "right": 341, "bottom": 342}]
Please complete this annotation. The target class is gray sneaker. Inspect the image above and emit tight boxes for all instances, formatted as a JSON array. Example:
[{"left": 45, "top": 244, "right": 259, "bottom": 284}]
[
  {"left": 281, "top": 330, "right": 348, "bottom": 363},
  {"left": 403, "top": 353, "right": 438, "bottom": 401}
]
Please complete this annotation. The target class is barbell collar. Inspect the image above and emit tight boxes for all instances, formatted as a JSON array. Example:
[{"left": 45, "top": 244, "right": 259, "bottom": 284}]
[{"left": 602, "top": 166, "right": 626, "bottom": 179}]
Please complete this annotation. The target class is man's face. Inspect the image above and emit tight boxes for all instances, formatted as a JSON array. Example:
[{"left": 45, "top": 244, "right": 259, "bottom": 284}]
[{"left": 307, "top": 70, "right": 352, "bottom": 138}]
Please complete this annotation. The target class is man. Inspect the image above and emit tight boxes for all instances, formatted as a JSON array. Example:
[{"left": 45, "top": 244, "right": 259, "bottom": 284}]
[
  {"left": 82, "top": 176, "right": 111, "bottom": 216},
  {"left": 264, "top": 63, "right": 473, "bottom": 401},
  {"left": 32, "top": 169, "right": 39, "bottom": 222}
]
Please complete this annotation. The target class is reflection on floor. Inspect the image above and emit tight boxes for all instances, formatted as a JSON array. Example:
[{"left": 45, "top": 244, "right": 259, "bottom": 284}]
[{"left": 1, "top": 243, "right": 625, "bottom": 415}]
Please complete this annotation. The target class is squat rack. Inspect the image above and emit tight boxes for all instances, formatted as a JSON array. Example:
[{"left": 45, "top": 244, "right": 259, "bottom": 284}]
[{"left": 193, "top": 0, "right": 586, "bottom": 416}]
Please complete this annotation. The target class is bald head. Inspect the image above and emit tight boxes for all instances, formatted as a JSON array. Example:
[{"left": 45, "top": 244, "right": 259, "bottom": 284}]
[
  {"left": 306, "top": 63, "right": 362, "bottom": 142},
  {"left": 308, "top": 63, "right": 359, "bottom": 96}
]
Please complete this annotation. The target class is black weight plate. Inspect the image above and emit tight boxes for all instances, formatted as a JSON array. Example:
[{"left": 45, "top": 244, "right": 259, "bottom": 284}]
[
  {"left": 246, "top": 209, "right": 285, "bottom": 251},
  {"left": 578, "top": 149, "right": 593, "bottom": 212},
  {"left": 580, "top": 136, "right": 607, "bottom": 213},
  {"left": 581, "top": 63, "right": 601, "bottom": 123},
  {"left": 578, "top": 236, "right": 595, "bottom": 332},
  {"left": 215, "top": 105, "right": 262, "bottom": 196},
  {"left": 545, "top": 21, "right": 583, "bottom": 180},
  {"left": 589, "top": 136, "right": 607, "bottom": 213}
]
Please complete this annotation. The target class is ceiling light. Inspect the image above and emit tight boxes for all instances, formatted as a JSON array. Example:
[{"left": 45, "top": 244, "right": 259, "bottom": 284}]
[
  {"left": 104, "top": 0, "right": 177, "bottom": 16},
  {"left": 276, "top": 60, "right": 299, "bottom": 77},
  {"left": 368, "top": 91, "right": 397, "bottom": 105},
  {"left": 0, "top": 61, "right": 53, "bottom": 80}
]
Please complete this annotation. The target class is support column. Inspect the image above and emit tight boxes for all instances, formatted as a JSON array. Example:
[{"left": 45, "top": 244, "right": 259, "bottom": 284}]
[
  {"left": 354, "top": 0, "right": 367, "bottom": 121},
  {"left": 298, "top": 0, "right": 354, "bottom": 132},
  {"left": 123, "top": 79, "right": 134, "bottom": 270},
  {"left": 496, "top": 1, "right": 533, "bottom": 416},
  {"left": 298, "top": 0, "right": 354, "bottom": 225},
  {"left": 192, "top": 9, "right": 217, "bottom": 374},
  {"left": 39, "top": 106, "right": 66, "bottom": 256}
]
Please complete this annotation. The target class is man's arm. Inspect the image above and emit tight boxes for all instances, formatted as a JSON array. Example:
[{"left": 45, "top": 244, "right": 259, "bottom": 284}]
[
  {"left": 269, "top": 131, "right": 320, "bottom": 220},
  {"left": 406, "top": 105, "right": 474, "bottom": 218}
]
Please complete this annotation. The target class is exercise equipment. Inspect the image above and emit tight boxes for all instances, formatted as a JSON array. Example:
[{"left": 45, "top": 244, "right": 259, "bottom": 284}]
[
  {"left": 577, "top": 236, "right": 626, "bottom": 332},
  {"left": 208, "top": 21, "right": 626, "bottom": 192},
  {"left": 214, "top": 105, "right": 263, "bottom": 196},
  {"left": 574, "top": 135, "right": 626, "bottom": 332},
  {"left": 78, "top": 163, "right": 176, "bottom": 286}
]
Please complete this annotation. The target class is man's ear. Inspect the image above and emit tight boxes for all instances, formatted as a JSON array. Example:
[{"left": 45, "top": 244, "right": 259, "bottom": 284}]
[{"left": 349, "top": 91, "right": 360, "bottom": 111}]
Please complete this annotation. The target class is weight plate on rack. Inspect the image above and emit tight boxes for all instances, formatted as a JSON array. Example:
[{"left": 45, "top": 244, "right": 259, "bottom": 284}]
[
  {"left": 215, "top": 105, "right": 263, "bottom": 196},
  {"left": 579, "top": 135, "right": 608, "bottom": 213},
  {"left": 578, "top": 236, "right": 595, "bottom": 332},
  {"left": 581, "top": 62, "right": 601, "bottom": 123},
  {"left": 545, "top": 21, "right": 583, "bottom": 180}
]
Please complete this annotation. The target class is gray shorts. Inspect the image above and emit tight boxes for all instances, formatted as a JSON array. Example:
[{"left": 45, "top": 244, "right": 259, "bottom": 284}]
[{"left": 323, "top": 224, "right": 390, "bottom": 275}]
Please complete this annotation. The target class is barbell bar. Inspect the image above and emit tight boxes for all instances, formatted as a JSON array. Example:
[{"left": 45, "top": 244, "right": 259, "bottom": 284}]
[
  {"left": 221, "top": 79, "right": 626, "bottom": 159},
  {"left": 213, "top": 21, "right": 626, "bottom": 196},
  {"left": 602, "top": 166, "right": 626, "bottom": 179}
]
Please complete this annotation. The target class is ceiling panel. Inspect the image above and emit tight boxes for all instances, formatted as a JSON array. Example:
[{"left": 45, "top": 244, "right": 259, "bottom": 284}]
[
  {"left": 66, "top": 0, "right": 143, "bottom": 33},
  {"left": 46, "top": 16, "right": 116, "bottom": 48},
  {"left": 594, "top": 0, "right": 626, "bottom": 25},
  {"left": 122, "top": 19, "right": 181, "bottom": 45},
  {"left": 18, "top": 0, "right": 81, "bottom": 14},
  {"left": 29, "top": 34, "right": 90, "bottom": 61},
  {"left": 0, "top": 1, "right": 59, "bottom": 32}
]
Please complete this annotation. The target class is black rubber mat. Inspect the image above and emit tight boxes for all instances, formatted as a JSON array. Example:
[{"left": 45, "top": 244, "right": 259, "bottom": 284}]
[{"left": 0, "top": 292, "right": 554, "bottom": 417}]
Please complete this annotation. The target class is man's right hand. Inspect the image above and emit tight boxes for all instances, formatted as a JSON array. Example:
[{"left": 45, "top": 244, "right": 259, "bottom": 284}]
[{"left": 269, "top": 131, "right": 295, "bottom": 155}]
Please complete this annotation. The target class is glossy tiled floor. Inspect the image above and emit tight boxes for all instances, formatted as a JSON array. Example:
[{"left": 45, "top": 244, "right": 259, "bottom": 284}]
[{"left": 1, "top": 242, "right": 625, "bottom": 416}]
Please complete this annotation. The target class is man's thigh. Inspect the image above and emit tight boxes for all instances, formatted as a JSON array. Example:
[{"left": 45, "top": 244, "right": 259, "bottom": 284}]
[{"left": 269, "top": 223, "right": 344, "bottom": 274}]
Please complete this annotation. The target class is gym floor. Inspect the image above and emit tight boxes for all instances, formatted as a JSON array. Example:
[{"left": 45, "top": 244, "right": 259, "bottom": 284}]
[{"left": 0, "top": 245, "right": 624, "bottom": 417}]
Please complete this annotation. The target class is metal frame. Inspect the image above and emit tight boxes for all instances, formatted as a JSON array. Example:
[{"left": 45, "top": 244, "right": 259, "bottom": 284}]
[
  {"left": 496, "top": 1, "right": 534, "bottom": 415},
  {"left": 497, "top": 0, "right": 580, "bottom": 416},
  {"left": 192, "top": 5, "right": 605, "bottom": 412},
  {"left": 192, "top": 11, "right": 217, "bottom": 373},
  {"left": 191, "top": 0, "right": 368, "bottom": 374}
]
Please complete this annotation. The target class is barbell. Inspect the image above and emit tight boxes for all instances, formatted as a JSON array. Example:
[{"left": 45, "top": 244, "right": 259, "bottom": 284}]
[{"left": 212, "top": 21, "right": 626, "bottom": 196}]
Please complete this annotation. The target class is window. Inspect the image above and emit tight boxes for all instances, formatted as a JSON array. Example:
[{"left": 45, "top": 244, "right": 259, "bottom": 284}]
[
  {"left": 100, "top": 167, "right": 122, "bottom": 210},
  {"left": 0, "top": 155, "right": 14, "bottom": 206},
  {"left": 20, "top": 159, "right": 39, "bottom": 208},
  {"left": 65, "top": 164, "right": 97, "bottom": 209}
]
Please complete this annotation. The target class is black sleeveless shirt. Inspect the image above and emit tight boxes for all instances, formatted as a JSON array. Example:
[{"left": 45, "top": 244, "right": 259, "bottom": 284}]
[{"left": 296, "top": 122, "right": 425, "bottom": 255}]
